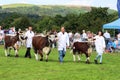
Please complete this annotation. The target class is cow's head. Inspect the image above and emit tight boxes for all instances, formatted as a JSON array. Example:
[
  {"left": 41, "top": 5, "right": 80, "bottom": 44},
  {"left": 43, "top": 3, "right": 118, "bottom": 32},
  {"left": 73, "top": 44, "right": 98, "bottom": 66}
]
[
  {"left": 19, "top": 32, "right": 26, "bottom": 40},
  {"left": 46, "top": 35, "right": 53, "bottom": 48},
  {"left": 15, "top": 32, "right": 20, "bottom": 41}
]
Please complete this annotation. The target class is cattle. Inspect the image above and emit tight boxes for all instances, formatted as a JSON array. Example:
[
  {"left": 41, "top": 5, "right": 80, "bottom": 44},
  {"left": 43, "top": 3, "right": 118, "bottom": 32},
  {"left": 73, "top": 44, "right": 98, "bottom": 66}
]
[
  {"left": 4, "top": 33, "right": 20, "bottom": 57},
  {"left": 32, "top": 36, "right": 52, "bottom": 62},
  {"left": 72, "top": 42, "right": 93, "bottom": 63}
]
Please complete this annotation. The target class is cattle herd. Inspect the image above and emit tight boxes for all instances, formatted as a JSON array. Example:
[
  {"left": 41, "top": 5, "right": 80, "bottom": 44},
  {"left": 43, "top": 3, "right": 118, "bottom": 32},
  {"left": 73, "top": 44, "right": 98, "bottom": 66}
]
[{"left": 3, "top": 32, "right": 93, "bottom": 64}]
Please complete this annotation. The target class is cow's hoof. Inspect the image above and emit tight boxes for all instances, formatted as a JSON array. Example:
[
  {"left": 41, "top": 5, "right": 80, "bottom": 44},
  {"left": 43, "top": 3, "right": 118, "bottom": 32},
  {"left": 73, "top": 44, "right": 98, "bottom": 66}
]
[
  {"left": 87, "top": 62, "right": 90, "bottom": 64},
  {"left": 86, "top": 61, "right": 90, "bottom": 64},
  {"left": 15, "top": 55, "right": 19, "bottom": 57},
  {"left": 7, "top": 54, "right": 10, "bottom": 57},
  {"left": 78, "top": 60, "right": 81, "bottom": 62},
  {"left": 46, "top": 59, "right": 48, "bottom": 62},
  {"left": 40, "top": 59, "right": 43, "bottom": 61},
  {"left": 94, "top": 60, "right": 98, "bottom": 64},
  {"left": 73, "top": 60, "right": 76, "bottom": 62}
]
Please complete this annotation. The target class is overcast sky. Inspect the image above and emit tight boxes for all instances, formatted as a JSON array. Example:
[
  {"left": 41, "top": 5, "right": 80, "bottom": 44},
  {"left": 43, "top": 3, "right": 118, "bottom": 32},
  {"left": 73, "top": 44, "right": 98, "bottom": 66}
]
[{"left": 0, "top": 0, "right": 117, "bottom": 10}]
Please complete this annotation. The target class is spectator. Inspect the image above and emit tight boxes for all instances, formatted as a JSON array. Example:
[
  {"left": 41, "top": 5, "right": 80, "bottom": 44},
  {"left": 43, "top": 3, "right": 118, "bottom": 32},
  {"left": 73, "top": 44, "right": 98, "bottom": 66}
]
[
  {"left": 82, "top": 30, "right": 88, "bottom": 41},
  {"left": 116, "top": 33, "right": 120, "bottom": 48},
  {"left": 9, "top": 27, "right": 16, "bottom": 35},
  {"left": 103, "top": 30, "right": 111, "bottom": 46},
  {"left": 74, "top": 32, "right": 82, "bottom": 42}
]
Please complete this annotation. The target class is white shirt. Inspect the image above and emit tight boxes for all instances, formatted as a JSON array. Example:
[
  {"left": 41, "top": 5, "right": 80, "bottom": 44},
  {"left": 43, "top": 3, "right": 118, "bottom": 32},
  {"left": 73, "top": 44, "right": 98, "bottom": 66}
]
[
  {"left": 82, "top": 33, "right": 87, "bottom": 39},
  {"left": 57, "top": 32, "right": 69, "bottom": 51},
  {"left": 68, "top": 32, "right": 73, "bottom": 38},
  {"left": 9, "top": 29, "right": 16, "bottom": 35},
  {"left": 0, "top": 30, "right": 4, "bottom": 40},
  {"left": 74, "top": 32, "right": 82, "bottom": 42},
  {"left": 94, "top": 35, "right": 106, "bottom": 54},
  {"left": 0, "top": 30, "right": 4, "bottom": 37},
  {"left": 104, "top": 32, "right": 110, "bottom": 39},
  {"left": 117, "top": 33, "right": 120, "bottom": 40},
  {"left": 25, "top": 30, "right": 34, "bottom": 48}
]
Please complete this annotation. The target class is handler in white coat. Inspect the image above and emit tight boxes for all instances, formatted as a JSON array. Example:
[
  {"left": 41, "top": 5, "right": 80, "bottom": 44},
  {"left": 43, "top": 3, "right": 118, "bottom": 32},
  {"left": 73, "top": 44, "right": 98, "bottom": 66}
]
[
  {"left": 24, "top": 26, "right": 34, "bottom": 58},
  {"left": 57, "top": 27, "right": 69, "bottom": 63},
  {"left": 94, "top": 31, "right": 106, "bottom": 64}
]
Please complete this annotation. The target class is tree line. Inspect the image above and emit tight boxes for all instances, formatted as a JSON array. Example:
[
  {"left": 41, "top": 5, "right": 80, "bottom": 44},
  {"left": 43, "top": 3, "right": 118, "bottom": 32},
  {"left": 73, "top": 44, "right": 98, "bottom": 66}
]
[{"left": 0, "top": 7, "right": 118, "bottom": 33}]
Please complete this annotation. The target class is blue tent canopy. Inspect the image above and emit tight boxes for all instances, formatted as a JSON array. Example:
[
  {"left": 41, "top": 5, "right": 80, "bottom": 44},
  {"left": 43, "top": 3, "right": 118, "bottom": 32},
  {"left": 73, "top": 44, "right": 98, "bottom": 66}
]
[{"left": 103, "top": 18, "right": 120, "bottom": 29}]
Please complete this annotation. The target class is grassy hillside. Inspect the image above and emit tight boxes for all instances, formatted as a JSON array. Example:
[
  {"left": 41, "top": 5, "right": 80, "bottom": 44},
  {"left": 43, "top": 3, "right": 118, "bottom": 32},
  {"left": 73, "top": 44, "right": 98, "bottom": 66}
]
[
  {"left": 2, "top": 3, "right": 35, "bottom": 8},
  {"left": 0, "top": 4, "right": 91, "bottom": 16},
  {"left": 0, "top": 45, "right": 120, "bottom": 80},
  {"left": 0, "top": 4, "right": 117, "bottom": 16}
]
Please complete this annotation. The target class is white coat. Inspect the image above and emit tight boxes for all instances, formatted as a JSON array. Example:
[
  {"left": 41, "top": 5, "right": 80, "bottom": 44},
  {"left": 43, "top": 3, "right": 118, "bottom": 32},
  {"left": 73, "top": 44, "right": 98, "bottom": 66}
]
[
  {"left": 25, "top": 30, "right": 34, "bottom": 48},
  {"left": 0, "top": 30, "right": 4, "bottom": 38},
  {"left": 57, "top": 32, "right": 69, "bottom": 51},
  {"left": 94, "top": 35, "right": 106, "bottom": 55}
]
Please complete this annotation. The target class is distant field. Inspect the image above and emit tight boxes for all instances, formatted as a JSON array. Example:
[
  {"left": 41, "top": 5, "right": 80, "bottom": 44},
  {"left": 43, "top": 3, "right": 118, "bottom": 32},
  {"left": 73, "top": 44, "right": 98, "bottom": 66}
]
[
  {"left": 2, "top": 3, "right": 35, "bottom": 8},
  {"left": 1, "top": 3, "right": 117, "bottom": 17},
  {"left": 0, "top": 45, "right": 120, "bottom": 80}
]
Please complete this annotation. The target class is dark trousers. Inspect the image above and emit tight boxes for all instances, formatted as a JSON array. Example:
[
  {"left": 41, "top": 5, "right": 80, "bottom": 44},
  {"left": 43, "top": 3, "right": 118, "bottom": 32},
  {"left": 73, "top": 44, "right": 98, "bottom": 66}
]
[
  {"left": 25, "top": 48, "right": 31, "bottom": 58},
  {"left": 105, "top": 38, "right": 110, "bottom": 46}
]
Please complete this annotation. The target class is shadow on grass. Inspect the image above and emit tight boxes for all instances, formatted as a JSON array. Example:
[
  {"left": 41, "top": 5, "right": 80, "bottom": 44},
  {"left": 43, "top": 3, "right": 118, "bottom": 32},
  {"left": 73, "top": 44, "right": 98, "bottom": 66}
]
[
  {"left": 47, "top": 59, "right": 97, "bottom": 64},
  {"left": 2, "top": 55, "right": 106, "bottom": 65}
]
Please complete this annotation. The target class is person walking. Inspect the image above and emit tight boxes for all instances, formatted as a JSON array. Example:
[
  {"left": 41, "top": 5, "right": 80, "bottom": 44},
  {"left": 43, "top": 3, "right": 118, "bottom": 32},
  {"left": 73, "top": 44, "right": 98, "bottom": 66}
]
[
  {"left": 57, "top": 27, "right": 69, "bottom": 63},
  {"left": 94, "top": 31, "right": 106, "bottom": 64},
  {"left": 24, "top": 26, "right": 34, "bottom": 58}
]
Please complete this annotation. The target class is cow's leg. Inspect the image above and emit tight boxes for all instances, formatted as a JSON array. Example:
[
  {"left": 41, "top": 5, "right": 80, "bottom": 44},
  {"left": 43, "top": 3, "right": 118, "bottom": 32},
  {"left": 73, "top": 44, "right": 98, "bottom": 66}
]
[
  {"left": 5, "top": 49, "right": 7, "bottom": 56},
  {"left": 34, "top": 48, "right": 39, "bottom": 61},
  {"left": 73, "top": 50, "right": 76, "bottom": 62},
  {"left": 40, "top": 53, "right": 43, "bottom": 61},
  {"left": 35, "top": 53, "right": 39, "bottom": 61},
  {"left": 43, "top": 47, "right": 51, "bottom": 62},
  {"left": 7, "top": 47, "right": 11, "bottom": 56},
  {"left": 15, "top": 49, "right": 19, "bottom": 57},
  {"left": 46, "top": 54, "right": 48, "bottom": 62},
  {"left": 5, "top": 48, "right": 9, "bottom": 56},
  {"left": 39, "top": 50, "right": 43, "bottom": 61},
  {"left": 85, "top": 53, "right": 90, "bottom": 64},
  {"left": 77, "top": 54, "right": 81, "bottom": 61},
  {"left": 73, "top": 54, "right": 76, "bottom": 62},
  {"left": 14, "top": 46, "right": 19, "bottom": 57}
]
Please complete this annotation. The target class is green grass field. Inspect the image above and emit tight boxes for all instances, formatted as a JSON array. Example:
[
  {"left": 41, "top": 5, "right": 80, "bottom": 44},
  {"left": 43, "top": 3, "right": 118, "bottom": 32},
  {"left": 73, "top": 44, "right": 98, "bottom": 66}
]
[{"left": 0, "top": 45, "right": 120, "bottom": 80}]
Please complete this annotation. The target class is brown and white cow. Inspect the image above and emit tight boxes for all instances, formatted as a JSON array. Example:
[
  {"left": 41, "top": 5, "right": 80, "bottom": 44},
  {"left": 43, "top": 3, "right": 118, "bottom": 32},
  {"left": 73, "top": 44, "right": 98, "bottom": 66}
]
[
  {"left": 32, "top": 35, "right": 52, "bottom": 62},
  {"left": 4, "top": 33, "right": 20, "bottom": 57},
  {"left": 72, "top": 42, "right": 93, "bottom": 63}
]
